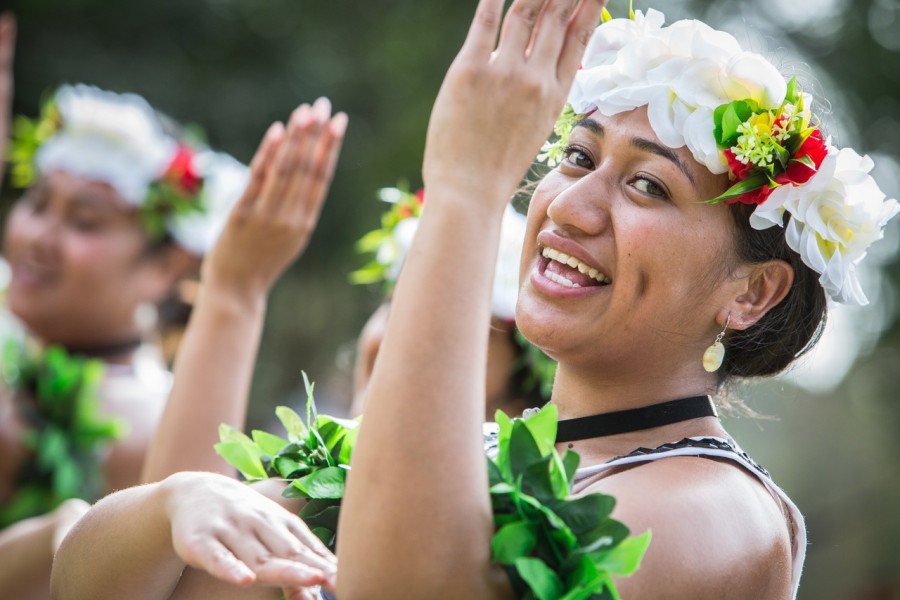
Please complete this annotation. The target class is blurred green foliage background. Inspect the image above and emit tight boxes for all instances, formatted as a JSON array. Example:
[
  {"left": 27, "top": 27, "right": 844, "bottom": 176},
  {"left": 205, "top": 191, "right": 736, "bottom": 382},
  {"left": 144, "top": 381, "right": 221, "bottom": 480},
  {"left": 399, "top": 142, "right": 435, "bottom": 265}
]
[{"left": 2, "top": 0, "right": 899, "bottom": 597}]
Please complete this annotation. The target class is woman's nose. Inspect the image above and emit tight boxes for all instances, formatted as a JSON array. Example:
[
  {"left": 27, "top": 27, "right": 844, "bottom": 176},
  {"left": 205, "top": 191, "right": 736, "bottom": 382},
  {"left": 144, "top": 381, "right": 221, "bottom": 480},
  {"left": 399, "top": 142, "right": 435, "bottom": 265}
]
[{"left": 545, "top": 173, "right": 611, "bottom": 237}]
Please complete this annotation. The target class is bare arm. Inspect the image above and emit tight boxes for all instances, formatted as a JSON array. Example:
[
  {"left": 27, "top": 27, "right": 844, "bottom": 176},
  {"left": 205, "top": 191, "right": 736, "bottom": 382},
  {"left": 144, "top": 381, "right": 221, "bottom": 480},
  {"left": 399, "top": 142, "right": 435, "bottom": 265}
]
[
  {"left": 51, "top": 472, "right": 335, "bottom": 600},
  {"left": 0, "top": 12, "right": 14, "bottom": 185},
  {"left": 336, "top": 0, "right": 605, "bottom": 598},
  {"left": 140, "top": 99, "right": 347, "bottom": 482}
]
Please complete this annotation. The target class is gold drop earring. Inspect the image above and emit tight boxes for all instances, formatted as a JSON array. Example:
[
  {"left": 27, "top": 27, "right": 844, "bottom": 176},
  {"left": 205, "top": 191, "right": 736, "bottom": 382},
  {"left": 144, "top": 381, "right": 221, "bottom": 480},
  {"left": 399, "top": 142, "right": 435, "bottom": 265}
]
[{"left": 702, "top": 315, "right": 731, "bottom": 373}]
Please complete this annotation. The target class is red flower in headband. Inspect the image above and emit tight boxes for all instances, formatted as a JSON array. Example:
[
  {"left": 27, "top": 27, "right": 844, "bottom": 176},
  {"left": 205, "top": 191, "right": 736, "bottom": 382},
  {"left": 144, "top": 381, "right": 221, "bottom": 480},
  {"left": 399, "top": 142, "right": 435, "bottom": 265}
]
[{"left": 164, "top": 145, "right": 203, "bottom": 196}]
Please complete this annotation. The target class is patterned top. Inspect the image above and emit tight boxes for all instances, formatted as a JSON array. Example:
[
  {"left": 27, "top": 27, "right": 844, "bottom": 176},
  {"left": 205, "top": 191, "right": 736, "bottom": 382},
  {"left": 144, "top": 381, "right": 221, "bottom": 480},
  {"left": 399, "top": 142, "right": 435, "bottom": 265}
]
[{"left": 483, "top": 426, "right": 806, "bottom": 599}]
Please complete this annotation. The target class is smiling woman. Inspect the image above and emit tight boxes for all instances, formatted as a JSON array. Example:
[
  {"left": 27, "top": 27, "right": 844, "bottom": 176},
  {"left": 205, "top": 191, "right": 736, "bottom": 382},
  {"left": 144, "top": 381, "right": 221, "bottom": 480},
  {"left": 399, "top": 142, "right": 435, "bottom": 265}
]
[
  {"left": 0, "top": 83, "right": 248, "bottom": 599},
  {"left": 40, "top": 2, "right": 898, "bottom": 600}
]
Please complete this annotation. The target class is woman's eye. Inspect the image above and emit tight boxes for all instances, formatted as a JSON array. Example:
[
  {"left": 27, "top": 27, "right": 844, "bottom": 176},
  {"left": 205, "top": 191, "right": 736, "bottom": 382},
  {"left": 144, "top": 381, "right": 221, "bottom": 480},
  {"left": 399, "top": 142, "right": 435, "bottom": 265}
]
[
  {"left": 69, "top": 213, "right": 103, "bottom": 232},
  {"left": 562, "top": 146, "right": 594, "bottom": 170},
  {"left": 633, "top": 177, "right": 668, "bottom": 199},
  {"left": 20, "top": 193, "right": 47, "bottom": 213}
]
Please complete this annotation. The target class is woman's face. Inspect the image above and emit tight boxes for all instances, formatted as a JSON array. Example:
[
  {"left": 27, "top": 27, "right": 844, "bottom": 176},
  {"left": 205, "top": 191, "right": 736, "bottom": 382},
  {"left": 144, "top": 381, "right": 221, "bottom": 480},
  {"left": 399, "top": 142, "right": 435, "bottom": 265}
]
[
  {"left": 3, "top": 170, "right": 171, "bottom": 346},
  {"left": 517, "top": 107, "right": 738, "bottom": 377}
]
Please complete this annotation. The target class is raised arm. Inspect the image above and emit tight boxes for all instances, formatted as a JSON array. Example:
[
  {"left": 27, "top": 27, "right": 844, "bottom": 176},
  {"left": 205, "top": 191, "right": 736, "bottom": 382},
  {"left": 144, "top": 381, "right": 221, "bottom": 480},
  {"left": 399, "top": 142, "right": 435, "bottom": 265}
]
[
  {"left": 140, "top": 98, "right": 347, "bottom": 482},
  {"left": 336, "top": 0, "right": 605, "bottom": 598},
  {"left": 0, "top": 12, "right": 16, "bottom": 184}
]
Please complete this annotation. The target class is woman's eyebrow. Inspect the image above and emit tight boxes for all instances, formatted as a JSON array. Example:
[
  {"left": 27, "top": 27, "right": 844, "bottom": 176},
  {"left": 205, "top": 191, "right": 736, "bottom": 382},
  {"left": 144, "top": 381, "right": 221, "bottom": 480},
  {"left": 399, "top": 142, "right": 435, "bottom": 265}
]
[
  {"left": 572, "top": 120, "right": 697, "bottom": 185},
  {"left": 630, "top": 136, "right": 696, "bottom": 186}
]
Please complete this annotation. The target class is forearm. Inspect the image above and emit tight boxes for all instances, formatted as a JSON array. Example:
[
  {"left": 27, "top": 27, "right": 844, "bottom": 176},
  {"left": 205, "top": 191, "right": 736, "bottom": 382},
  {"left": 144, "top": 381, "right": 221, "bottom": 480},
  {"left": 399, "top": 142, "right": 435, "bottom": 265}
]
[
  {"left": 141, "top": 282, "right": 266, "bottom": 482},
  {"left": 51, "top": 481, "right": 184, "bottom": 600},
  {"left": 338, "top": 197, "right": 511, "bottom": 599},
  {"left": 0, "top": 512, "right": 55, "bottom": 599}
]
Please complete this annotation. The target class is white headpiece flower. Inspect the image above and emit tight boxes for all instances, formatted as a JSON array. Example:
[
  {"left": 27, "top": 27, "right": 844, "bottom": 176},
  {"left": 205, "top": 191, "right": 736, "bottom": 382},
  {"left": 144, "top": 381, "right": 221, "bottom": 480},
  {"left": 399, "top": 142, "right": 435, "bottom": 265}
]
[
  {"left": 539, "top": 8, "right": 898, "bottom": 305},
  {"left": 10, "top": 84, "right": 247, "bottom": 255},
  {"left": 351, "top": 185, "right": 526, "bottom": 320}
]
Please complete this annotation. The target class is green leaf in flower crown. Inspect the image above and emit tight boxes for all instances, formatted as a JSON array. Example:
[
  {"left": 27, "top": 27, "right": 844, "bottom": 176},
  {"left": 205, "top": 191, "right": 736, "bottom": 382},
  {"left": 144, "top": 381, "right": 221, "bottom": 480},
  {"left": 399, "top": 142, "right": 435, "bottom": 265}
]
[
  {"left": 704, "top": 172, "right": 769, "bottom": 204},
  {"left": 493, "top": 520, "right": 539, "bottom": 564},
  {"left": 785, "top": 76, "right": 801, "bottom": 105},
  {"left": 252, "top": 429, "right": 289, "bottom": 457},
  {"left": 214, "top": 441, "right": 267, "bottom": 480},
  {"left": 515, "top": 557, "right": 566, "bottom": 600},
  {"left": 291, "top": 465, "right": 346, "bottom": 499},
  {"left": 713, "top": 99, "right": 759, "bottom": 149},
  {"left": 589, "top": 530, "right": 652, "bottom": 577},
  {"left": 275, "top": 405, "right": 307, "bottom": 442}
]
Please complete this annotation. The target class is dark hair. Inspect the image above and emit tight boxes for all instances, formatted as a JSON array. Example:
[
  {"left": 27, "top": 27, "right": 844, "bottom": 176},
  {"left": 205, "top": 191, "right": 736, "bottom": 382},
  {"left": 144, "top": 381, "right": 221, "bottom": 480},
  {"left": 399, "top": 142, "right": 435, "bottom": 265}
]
[{"left": 720, "top": 202, "right": 827, "bottom": 381}]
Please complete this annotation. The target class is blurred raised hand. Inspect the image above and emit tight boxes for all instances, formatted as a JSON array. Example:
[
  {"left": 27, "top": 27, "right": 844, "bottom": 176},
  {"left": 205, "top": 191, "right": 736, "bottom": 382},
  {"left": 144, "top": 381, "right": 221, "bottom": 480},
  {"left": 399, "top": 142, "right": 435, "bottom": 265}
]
[
  {"left": 140, "top": 99, "right": 348, "bottom": 483},
  {"left": 0, "top": 12, "right": 16, "bottom": 184}
]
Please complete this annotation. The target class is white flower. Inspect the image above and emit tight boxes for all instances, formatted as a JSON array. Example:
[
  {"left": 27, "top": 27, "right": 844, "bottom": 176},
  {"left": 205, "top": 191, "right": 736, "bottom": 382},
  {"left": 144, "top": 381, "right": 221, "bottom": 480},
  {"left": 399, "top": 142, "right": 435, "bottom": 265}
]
[
  {"left": 492, "top": 205, "right": 527, "bottom": 321},
  {"left": 375, "top": 204, "right": 526, "bottom": 320},
  {"left": 569, "top": 10, "right": 787, "bottom": 174},
  {"left": 166, "top": 151, "right": 249, "bottom": 255},
  {"left": 36, "top": 84, "right": 174, "bottom": 205},
  {"left": 750, "top": 146, "right": 900, "bottom": 305}
]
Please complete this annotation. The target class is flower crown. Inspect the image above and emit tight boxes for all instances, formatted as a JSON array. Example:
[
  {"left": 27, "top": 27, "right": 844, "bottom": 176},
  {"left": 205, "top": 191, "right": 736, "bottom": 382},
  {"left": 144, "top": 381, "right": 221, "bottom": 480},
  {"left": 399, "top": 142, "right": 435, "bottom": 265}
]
[
  {"left": 539, "top": 7, "right": 898, "bottom": 306},
  {"left": 8, "top": 84, "right": 248, "bottom": 255},
  {"left": 351, "top": 183, "right": 557, "bottom": 400}
]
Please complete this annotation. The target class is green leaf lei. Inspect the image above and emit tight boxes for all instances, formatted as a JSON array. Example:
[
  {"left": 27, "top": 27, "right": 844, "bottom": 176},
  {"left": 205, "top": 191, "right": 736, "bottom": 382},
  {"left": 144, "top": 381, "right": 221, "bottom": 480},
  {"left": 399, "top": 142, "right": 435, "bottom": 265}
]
[
  {"left": 490, "top": 405, "right": 649, "bottom": 600},
  {"left": 0, "top": 339, "right": 126, "bottom": 528},
  {"left": 215, "top": 373, "right": 359, "bottom": 548},
  {"left": 217, "top": 376, "right": 649, "bottom": 598}
]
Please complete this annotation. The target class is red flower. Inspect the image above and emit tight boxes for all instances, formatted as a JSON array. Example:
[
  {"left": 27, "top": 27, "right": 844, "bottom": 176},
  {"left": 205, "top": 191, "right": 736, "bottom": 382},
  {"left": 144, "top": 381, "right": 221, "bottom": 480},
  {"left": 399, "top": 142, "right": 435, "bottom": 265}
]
[
  {"left": 723, "top": 148, "right": 754, "bottom": 181},
  {"left": 414, "top": 189, "right": 425, "bottom": 204},
  {"left": 164, "top": 146, "right": 203, "bottom": 196},
  {"left": 725, "top": 186, "right": 772, "bottom": 206},
  {"left": 774, "top": 129, "right": 826, "bottom": 186}
]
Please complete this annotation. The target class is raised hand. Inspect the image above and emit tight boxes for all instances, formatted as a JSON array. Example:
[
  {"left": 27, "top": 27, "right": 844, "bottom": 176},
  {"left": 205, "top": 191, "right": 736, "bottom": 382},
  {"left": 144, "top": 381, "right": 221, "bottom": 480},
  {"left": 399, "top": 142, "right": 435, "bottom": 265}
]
[
  {"left": 202, "top": 97, "right": 348, "bottom": 304},
  {"left": 164, "top": 473, "right": 337, "bottom": 592},
  {"left": 140, "top": 100, "right": 347, "bottom": 483},
  {"left": 0, "top": 12, "right": 16, "bottom": 185},
  {"left": 422, "top": 0, "right": 606, "bottom": 203}
]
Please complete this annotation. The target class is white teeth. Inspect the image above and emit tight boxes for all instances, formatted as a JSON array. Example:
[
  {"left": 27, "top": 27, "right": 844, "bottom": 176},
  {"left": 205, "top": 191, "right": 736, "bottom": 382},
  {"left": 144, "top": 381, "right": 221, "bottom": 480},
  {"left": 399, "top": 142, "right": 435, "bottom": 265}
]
[
  {"left": 541, "top": 246, "right": 610, "bottom": 284},
  {"left": 544, "top": 270, "right": 580, "bottom": 288}
]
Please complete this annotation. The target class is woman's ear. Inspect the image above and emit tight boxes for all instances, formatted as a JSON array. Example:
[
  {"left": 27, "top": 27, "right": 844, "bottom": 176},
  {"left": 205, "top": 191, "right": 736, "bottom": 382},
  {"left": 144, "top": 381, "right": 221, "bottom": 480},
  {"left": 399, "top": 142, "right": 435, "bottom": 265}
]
[{"left": 724, "top": 259, "right": 794, "bottom": 331}]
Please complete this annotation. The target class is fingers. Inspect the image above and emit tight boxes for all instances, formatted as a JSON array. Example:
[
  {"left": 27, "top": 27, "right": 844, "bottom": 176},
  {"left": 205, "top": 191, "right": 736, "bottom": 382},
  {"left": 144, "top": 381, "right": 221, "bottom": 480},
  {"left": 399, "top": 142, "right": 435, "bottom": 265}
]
[
  {"left": 238, "top": 121, "right": 285, "bottom": 212},
  {"left": 556, "top": 0, "right": 606, "bottom": 79},
  {"left": 256, "top": 103, "right": 318, "bottom": 210},
  {"left": 0, "top": 12, "right": 16, "bottom": 68},
  {"left": 281, "top": 109, "right": 347, "bottom": 226},
  {"left": 181, "top": 535, "right": 257, "bottom": 586},
  {"left": 496, "top": 0, "right": 547, "bottom": 57},
  {"left": 285, "top": 516, "right": 336, "bottom": 563},
  {"left": 460, "top": 0, "right": 505, "bottom": 58},
  {"left": 528, "top": 0, "right": 578, "bottom": 63},
  {"left": 253, "top": 520, "right": 336, "bottom": 573}
]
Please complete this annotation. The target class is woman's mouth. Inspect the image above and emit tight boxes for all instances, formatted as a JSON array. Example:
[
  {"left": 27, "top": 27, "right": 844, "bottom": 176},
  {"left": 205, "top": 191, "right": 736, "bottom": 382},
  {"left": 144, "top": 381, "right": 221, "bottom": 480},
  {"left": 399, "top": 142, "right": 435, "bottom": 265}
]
[{"left": 540, "top": 246, "right": 610, "bottom": 289}]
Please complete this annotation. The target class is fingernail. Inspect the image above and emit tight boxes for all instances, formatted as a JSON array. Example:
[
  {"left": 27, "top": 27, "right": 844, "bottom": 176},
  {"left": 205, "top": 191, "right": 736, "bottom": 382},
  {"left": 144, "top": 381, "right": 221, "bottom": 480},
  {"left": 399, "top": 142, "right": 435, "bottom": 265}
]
[{"left": 332, "top": 112, "right": 349, "bottom": 135}]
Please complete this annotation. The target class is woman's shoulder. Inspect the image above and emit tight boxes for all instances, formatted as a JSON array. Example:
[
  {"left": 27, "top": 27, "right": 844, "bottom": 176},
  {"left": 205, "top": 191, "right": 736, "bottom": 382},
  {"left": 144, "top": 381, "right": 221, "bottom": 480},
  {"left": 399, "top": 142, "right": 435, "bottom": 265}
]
[{"left": 587, "top": 453, "right": 794, "bottom": 599}]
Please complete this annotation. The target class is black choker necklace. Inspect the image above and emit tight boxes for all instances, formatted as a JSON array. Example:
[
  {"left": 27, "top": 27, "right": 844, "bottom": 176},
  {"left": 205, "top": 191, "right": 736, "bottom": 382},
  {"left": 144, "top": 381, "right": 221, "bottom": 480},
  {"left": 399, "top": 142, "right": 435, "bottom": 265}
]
[
  {"left": 555, "top": 395, "right": 716, "bottom": 443},
  {"left": 63, "top": 338, "right": 143, "bottom": 360}
]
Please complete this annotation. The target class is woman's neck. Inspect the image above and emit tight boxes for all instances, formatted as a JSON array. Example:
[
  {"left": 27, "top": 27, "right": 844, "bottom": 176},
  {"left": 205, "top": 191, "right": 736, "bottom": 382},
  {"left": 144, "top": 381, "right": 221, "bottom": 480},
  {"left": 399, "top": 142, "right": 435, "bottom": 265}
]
[
  {"left": 549, "top": 361, "right": 719, "bottom": 420},
  {"left": 41, "top": 334, "right": 144, "bottom": 366}
]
